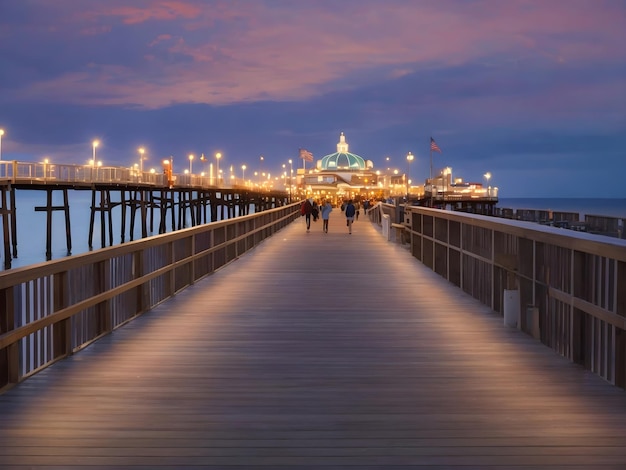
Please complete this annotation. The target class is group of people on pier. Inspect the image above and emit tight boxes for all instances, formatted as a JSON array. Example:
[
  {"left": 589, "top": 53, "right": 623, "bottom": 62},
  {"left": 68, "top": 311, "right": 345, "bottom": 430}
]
[{"left": 300, "top": 198, "right": 368, "bottom": 234}]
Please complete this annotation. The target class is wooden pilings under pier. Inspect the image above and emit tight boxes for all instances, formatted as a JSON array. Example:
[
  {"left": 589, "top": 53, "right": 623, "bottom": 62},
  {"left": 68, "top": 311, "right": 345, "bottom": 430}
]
[{"left": 0, "top": 182, "right": 289, "bottom": 269}]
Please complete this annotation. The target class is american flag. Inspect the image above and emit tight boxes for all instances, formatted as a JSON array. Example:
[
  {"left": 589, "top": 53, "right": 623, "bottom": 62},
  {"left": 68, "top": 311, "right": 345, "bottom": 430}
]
[
  {"left": 299, "top": 148, "right": 314, "bottom": 162},
  {"left": 430, "top": 137, "right": 442, "bottom": 153}
]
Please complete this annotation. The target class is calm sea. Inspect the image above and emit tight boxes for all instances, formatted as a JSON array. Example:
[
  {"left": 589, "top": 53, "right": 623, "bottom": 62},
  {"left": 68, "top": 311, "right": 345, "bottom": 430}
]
[
  {"left": 1, "top": 193, "right": 624, "bottom": 270},
  {"left": 2, "top": 190, "right": 240, "bottom": 270},
  {"left": 498, "top": 198, "right": 626, "bottom": 218}
]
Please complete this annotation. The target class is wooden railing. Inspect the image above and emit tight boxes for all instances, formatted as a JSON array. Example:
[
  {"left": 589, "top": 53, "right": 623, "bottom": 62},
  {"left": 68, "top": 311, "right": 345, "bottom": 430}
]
[
  {"left": 0, "top": 203, "right": 300, "bottom": 392},
  {"left": 402, "top": 206, "right": 626, "bottom": 389},
  {"left": 0, "top": 160, "right": 272, "bottom": 190}
]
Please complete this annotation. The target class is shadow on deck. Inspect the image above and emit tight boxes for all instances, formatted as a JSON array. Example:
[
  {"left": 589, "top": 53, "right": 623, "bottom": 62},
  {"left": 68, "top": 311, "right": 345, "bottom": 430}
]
[{"left": 0, "top": 211, "right": 625, "bottom": 469}]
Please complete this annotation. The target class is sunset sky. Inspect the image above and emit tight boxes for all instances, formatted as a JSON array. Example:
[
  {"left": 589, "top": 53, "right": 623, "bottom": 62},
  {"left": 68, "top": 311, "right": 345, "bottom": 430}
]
[{"left": 0, "top": 0, "right": 624, "bottom": 197}]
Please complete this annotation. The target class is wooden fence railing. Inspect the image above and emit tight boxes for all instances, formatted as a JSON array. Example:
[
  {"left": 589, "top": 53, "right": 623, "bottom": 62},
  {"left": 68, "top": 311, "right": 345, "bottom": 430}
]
[
  {"left": 0, "top": 160, "right": 271, "bottom": 190},
  {"left": 0, "top": 203, "right": 300, "bottom": 392},
  {"left": 401, "top": 206, "right": 626, "bottom": 389}
]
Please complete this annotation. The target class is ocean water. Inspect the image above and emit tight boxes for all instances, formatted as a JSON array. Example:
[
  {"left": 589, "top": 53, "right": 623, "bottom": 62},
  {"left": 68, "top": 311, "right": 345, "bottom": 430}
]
[
  {"left": 1, "top": 192, "right": 624, "bottom": 270},
  {"left": 497, "top": 198, "right": 626, "bottom": 218},
  {"left": 1, "top": 190, "right": 242, "bottom": 270}
]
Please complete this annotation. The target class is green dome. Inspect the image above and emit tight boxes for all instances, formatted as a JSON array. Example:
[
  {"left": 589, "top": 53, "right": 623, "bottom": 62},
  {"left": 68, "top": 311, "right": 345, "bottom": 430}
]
[{"left": 321, "top": 152, "right": 366, "bottom": 170}]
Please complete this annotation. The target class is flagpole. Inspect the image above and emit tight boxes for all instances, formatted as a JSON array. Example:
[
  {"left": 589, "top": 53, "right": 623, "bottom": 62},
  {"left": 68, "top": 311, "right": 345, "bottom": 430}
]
[
  {"left": 429, "top": 140, "right": 433, "bottom": 207},
  {"left": 429, "top": 139, "right": 433, "bottom": 182}
]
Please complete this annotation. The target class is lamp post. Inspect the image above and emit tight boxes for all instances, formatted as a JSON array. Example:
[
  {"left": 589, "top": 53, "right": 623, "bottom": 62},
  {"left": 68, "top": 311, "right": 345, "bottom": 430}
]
[
  {"left": 241, "top": 164, "right": 246, "bottom": 185},
  {"left": 215, "top": 152, "right": 221, "bottom": 185},
  {"left": 406, "top": 152, "right": 414, "bottom": 200},
  {"left": 484, "top": 172, "right": 491, "bottom": 196},
  {"left": 187, "top": 154, "right": 193, "bottom": 174},
  {"left": 288, "top": 159, "right": 293, "bottom": 201},
  {"left": 138, "top": 147, "right": 145, "bottom": 177},
  {"left": 92, "top": 140, "right": 99, "bottom": 168},
  {"left": 163, "top": 157, "right": 173, "bottom": 187},
  {"left": 0, "top": 128, "right": 4, "bottom": 161},
  {"left": 91, "top": 140, "right": 99, "bottom": 180}
]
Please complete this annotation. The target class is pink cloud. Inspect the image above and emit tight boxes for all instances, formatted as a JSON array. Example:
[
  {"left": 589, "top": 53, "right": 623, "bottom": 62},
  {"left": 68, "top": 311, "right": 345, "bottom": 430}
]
[
  {"left": 12, "top": 0, "right": 626, "bottom": 109},
  {"left": 74, "top": 0, "right": 203, "bottom": 25}
]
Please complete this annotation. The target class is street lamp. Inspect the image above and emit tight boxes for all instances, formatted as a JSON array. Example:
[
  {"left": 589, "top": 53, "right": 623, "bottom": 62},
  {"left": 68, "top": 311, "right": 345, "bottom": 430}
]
[
  {"left": 188, "top": 154, "right": 194, "bottom": 174},
  {"left": 288, "top": 159, "right": 293, "bottom": 201},
  {"left": 138, "top": 147, "right": 145, "bottom": 176},
  {"left": 0, "top": 128, "right": 4, "bottom": 161},
  {"left": 163, "top": 157, "right": 173, "bottom": 187},
  {"left": 484, "top": 172, "right": 492, "bottom": 196},
  {"left": 215, "top": 152, "right": 222, "bottom": 185},
  {"left": 406, "top": 152, "right": 414, "bottom": 200},
  {"left": 92, "top": 140, "right": 99, "bottom": 168},
  {"left": 241, "top": 164, "right": 247, "bottom": 184}
]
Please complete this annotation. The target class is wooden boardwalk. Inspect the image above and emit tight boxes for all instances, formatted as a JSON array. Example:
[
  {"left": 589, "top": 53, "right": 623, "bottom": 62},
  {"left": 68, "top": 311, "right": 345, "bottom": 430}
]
[{"left": 0, "top": 211, "right": 625, "bottom": 469}]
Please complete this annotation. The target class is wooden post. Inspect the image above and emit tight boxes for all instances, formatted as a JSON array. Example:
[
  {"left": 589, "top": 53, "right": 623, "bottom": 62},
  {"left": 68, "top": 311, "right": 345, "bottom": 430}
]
[
  {"left": 169, "top": 189, "right": 176, "bottom": 232},
  {"left": 88, "top": 189, "right": 96, "bottom": 249},
  {"left": 63, "top": 188, "right": 72, "bottom": 255},
  {"left": 140, "top": 190, "right": 148, "bottom": 238},
  {"left": 120, "top": 189, "right": 128, "bottom": 243},
  {"left": 9, "top": 186, "right": 17, "bottom": 258},
  {"left": 52, "top": 271, "right": 71, "bottom": 359},
  {"left": 0, "top": 285, "right": 19, "bottom": 387},
  {"left": 34, "top": 188, "right": 73, "bottom": 259},
  {"left": 107, "top": 190, "right": 114, "bottom": 247},
  {"left": 45, "top": 189, "right": 53, "bottom": 260},
  {"left": 1, "top": 187, "right": 12, "bottom": 269}
]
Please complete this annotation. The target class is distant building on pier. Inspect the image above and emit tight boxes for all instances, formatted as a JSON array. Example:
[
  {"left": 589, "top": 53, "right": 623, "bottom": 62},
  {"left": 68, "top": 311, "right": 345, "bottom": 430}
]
[
  {"left": 298, "top": 132, "right": 393, "bottom": 202},
  {"left": 296, "top": 132, "right": 498, "bottom": 212}
]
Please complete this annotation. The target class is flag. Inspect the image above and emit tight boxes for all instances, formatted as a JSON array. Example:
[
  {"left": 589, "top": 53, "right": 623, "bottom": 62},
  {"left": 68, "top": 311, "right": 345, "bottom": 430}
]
[
  {"left": 430, "top": 137, "right": 442, "bottom": 153},
  {"left": 299, "top": 148, "right": 314, "bottom": 162}
]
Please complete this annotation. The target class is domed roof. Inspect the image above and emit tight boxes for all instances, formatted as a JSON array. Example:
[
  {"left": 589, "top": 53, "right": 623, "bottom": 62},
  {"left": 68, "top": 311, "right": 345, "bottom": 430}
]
[
  {"left": 319, "top": 132, "right": 368, "bottom": 170},
  {"left": 321, "top": 152, "right": 366, "bottom": 170}
]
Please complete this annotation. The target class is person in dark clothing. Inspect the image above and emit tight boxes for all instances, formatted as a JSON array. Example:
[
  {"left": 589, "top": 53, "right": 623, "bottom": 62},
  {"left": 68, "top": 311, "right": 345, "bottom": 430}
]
[
  {"left": 344, "top": 199, "right": 356, "bottom": 234},
  {"left": 300, "top": 198, "right": 314, "bottom": 232},
  {"left": 320, "top": 199, "right": 333, "bottom": 233}
]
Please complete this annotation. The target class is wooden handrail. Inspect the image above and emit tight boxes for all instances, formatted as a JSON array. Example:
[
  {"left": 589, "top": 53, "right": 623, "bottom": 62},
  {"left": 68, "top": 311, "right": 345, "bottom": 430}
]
[
  {"left": 403, "top": 205, "right": 626, "bottom": 389},
  {"left": 0, "top": 203, "right": 300, "bottom": 390}
]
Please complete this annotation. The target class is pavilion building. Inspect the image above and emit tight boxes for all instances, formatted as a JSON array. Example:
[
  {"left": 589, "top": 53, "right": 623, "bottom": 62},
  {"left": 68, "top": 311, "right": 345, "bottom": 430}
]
[{"left": 298, "top": 133, "right": 399, "bottom": 203}]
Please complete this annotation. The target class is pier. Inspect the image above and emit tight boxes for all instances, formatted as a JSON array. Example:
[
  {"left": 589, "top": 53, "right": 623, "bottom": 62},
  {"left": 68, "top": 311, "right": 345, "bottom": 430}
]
[
  {"left": 0, "top": 203, "right": 625, "bottom": 467},
  {"left": 0, "top": 160, "right": 289, "bottom": 269}
]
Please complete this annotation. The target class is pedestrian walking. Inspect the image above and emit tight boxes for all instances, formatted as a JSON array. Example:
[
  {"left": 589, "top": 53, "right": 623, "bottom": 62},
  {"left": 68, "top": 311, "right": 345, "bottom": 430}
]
[
  {"left": 312, "top": 201, "right": 319, "bottom": 222},
  {"left": 344, "top": 199, "right": 356, "bottom": 234},
  {"left": 300, "top": 198, "right": 314, "bottom": 232},
  {"left": 320, "top": 199, "right": 333, "bottom": 233}
]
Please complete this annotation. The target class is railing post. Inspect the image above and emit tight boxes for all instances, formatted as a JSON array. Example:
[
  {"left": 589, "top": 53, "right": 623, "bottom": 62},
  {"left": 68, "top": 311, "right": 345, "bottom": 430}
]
[
  {"left": 97, "top": 260, "right": 112, "bottom": 335},
  {"left": 190, "top": 234, "right": 196, "bottom": 283},
  {"left": 0, "top": 287, "right": 19, "bottom": 388},
  {"left": 167, "top": 241, "right": 175, "bottom": 297},
  {"left": 53, "top": 271, "right": 72, "bottom": 359},
  {"left": 11, "top": 160, "right": 18, "bottom": 184},
  {"left": 134, "top": 250, "right": 147, "bottom": 316}
]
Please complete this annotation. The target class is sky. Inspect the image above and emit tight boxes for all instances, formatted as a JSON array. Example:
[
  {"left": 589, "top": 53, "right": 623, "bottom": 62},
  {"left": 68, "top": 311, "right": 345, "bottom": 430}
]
[{"left": 0, "top": 0, "right": 625, "bottom": 198}]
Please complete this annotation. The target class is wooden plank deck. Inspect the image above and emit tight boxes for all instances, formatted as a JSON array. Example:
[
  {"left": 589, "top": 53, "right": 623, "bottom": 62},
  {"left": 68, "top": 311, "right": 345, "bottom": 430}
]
[{"left": 0, "top": 211, "right": 625, "bottom": 469}]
